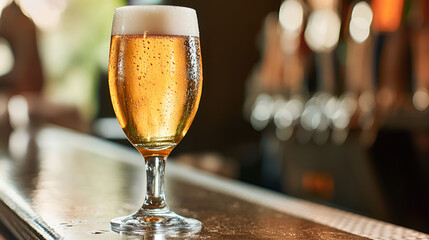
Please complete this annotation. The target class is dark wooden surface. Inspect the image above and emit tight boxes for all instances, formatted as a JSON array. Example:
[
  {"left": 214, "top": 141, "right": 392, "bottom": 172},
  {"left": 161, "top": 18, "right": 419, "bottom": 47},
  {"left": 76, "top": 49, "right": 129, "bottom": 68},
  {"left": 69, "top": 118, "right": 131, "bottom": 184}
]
[
  {"left": 0, "top": 126, "right": 427, "bottom": 239},
  {"left": 0, "top": 222, "right": 11, "bottom": 240}
]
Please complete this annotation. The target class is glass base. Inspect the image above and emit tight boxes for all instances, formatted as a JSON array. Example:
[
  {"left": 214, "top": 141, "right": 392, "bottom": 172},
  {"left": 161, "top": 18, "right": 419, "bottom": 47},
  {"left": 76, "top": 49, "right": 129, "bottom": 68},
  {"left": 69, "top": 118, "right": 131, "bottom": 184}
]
[{"left": 111, "top": 210, "right": 201, "bottom": 236}]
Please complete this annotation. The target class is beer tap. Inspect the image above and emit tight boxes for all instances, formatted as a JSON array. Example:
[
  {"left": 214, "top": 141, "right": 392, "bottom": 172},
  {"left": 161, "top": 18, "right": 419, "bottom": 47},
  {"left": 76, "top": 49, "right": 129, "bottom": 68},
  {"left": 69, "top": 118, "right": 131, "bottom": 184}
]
[
  {"left": 301, "top": 0, "right": 341, "bottom": 145},
  {"left": 343, "top": 1, "right": 375, "bottom": 146},
  {"left": 409, "top": 0, "right": 429, "bottom": 112}
]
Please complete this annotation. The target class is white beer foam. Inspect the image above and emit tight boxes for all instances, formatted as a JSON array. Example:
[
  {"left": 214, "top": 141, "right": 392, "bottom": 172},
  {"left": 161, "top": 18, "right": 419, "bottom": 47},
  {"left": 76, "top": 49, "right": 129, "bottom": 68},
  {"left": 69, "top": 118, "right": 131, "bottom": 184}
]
[{"left": 112, "top": 5, "right": 199, "bottom": 37}]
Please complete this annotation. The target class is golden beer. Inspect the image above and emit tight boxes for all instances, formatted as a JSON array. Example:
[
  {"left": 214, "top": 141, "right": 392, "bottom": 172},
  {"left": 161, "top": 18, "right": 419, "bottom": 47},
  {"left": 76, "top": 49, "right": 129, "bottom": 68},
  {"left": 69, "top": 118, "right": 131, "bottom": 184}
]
[
  {"left": 109, "top": 34, "right": 202, "bottom": 157},
  {"left": 109, "top": 6, "right": 203, "bottom": 233}
]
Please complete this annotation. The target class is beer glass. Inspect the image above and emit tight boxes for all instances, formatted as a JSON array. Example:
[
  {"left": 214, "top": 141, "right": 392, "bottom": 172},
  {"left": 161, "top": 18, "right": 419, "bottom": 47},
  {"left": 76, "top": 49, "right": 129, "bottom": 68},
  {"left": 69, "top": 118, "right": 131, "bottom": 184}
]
[{"left": 108, "top": 5, "right": 202, "bottom": 233}]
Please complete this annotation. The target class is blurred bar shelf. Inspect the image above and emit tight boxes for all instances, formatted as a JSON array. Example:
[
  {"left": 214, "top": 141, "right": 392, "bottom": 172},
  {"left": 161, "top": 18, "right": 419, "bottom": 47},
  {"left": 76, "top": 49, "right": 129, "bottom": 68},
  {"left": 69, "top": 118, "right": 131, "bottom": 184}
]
[{"left": 0, "top": 126, "right": 428, "bottom": 239}]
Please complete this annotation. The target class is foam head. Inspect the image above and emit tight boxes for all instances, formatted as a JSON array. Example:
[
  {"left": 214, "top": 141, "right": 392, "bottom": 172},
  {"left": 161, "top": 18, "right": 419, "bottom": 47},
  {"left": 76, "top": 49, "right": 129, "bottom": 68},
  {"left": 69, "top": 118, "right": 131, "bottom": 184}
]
[{"left": 112, "top": 5, "right": 199, "bottom": 37}]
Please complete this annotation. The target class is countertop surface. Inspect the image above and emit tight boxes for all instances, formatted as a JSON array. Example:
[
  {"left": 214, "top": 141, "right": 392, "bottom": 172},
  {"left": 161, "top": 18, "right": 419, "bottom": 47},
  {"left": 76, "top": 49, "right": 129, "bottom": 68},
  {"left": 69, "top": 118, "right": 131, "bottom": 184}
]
[{"left": 0, "top": 126, "right": 428, "bottom": 239}]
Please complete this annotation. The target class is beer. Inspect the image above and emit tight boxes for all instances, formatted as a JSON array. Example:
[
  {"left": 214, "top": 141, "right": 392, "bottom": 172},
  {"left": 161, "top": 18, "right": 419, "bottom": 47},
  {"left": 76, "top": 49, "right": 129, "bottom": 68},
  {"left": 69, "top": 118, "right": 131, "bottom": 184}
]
[
  {"left": 109, "top": 5, "right": 203, "bottom": 232},
  {"left": 108, "top": 6, "right": 202, "bottom": 157},
  {"left": 109, "top": 34, "right": 202, "bottom": 157}
]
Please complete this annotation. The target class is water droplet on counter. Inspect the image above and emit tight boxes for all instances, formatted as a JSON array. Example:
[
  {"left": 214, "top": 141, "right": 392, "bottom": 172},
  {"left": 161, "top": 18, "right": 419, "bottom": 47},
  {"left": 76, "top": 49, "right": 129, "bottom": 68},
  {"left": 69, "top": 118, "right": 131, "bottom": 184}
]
[{"left": 91, "top": 230, "right": 109, "bottom": 235}]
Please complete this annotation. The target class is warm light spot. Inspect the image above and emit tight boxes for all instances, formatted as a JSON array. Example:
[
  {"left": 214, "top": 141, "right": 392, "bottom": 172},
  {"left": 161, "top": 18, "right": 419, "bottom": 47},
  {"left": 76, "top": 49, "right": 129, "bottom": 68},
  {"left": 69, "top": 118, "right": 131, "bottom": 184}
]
[
  {"left": 339, "top": 93, "right": 358, "bottom": 116},
  {"left": 304, "top": 9, "right": 341, "bottom": 52},
  {"left": 302, "top": 171, "right": 334, "bottom": 200},
  {"left": 372, "top": 0, "right": 403, "bottom": 32},
  {"left": 286, "top": 98, "right": 304, "bottom": 120},
  {"left": 323, "top": 96, "right": 338, "bottom": 117},
  {"left": 250, "top": 94, "right": 273, "bottom": 131},
  {"left": 274, "top": 108, "right": 293, "bottom": 129},
  {"left": 8, "top": 128, "right": 30, "bottom": 160},
  {"left": 349, "top": 1, "right": 373, "bottom": 43},
  {"left": 17, "top": 0, "right": 67, "bottom": 31},
  {"left": 0, "top": 38, "right": 14, "bottom": 77},
  {"left": 8, "top": 95, "right": 30, "bottom": 129},
  {"left": 300, "top": 105, "right": 322, "bottom": 131},
  {"left": 332, "top": 109, "right": 349, "bottom": 129},
  {"left": 329, "top": 93, "right": 357, "bottom": 130},
  {"left": 413, "top": 88, "right": 429, "bottom": 111},
  {"left": 279, "top": 0, "right": 304, "bottom": 36},
  {"left": 358, "top": 91, "right": 375, "bottom": 113}
]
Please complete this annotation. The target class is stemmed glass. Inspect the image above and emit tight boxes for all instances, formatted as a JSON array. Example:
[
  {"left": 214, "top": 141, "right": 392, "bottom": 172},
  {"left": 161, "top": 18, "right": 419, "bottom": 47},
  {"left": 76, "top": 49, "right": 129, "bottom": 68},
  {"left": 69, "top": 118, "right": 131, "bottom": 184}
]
[{"left": 108, "top": 5, "right": 202, "bottom": 234}]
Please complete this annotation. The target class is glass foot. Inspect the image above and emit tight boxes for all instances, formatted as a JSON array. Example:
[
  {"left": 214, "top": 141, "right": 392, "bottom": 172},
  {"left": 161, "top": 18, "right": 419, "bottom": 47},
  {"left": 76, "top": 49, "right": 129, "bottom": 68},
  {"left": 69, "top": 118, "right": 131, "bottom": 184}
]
[{"left": 111, "top": 210, "right": 201, "bottom": 235}]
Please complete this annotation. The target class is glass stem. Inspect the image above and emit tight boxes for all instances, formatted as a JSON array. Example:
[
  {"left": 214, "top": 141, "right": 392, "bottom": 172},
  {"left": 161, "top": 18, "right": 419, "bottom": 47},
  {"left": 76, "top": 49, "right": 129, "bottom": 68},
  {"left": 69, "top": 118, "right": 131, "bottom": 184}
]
[{"left": 142, "top": 155, "right": 169, "bottom": 211}]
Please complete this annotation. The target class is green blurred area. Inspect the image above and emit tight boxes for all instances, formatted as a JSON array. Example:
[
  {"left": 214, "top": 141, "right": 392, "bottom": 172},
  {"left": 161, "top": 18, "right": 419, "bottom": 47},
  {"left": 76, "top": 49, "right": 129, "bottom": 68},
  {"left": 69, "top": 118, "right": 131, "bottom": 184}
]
[{"left": 39, "top": 0, "right": 125, "bottom": 120}]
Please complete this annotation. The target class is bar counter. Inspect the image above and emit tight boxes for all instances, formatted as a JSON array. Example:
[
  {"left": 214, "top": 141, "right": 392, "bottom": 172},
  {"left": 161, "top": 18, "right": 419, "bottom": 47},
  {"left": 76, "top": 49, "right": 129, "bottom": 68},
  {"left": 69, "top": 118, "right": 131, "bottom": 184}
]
[{"left": 0, "top": 126, "right": 428, "bottom": 239}]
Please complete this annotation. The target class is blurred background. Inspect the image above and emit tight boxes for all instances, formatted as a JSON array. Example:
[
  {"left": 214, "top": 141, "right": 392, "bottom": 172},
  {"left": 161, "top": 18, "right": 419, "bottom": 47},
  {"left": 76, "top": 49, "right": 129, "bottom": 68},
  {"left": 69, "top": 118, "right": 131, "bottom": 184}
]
[{"left": 0, "top": 0, "right": 428, "bottom": 234}]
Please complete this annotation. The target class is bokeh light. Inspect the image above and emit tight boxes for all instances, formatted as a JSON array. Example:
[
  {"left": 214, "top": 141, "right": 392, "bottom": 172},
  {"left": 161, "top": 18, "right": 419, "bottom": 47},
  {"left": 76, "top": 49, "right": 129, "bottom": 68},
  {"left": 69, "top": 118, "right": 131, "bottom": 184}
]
[
  {"left": 349, "top": 1, "right": 373, "bottom": 43},
  {"left": 304, "top": 9, "right": 341, "bottom": 52}
]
